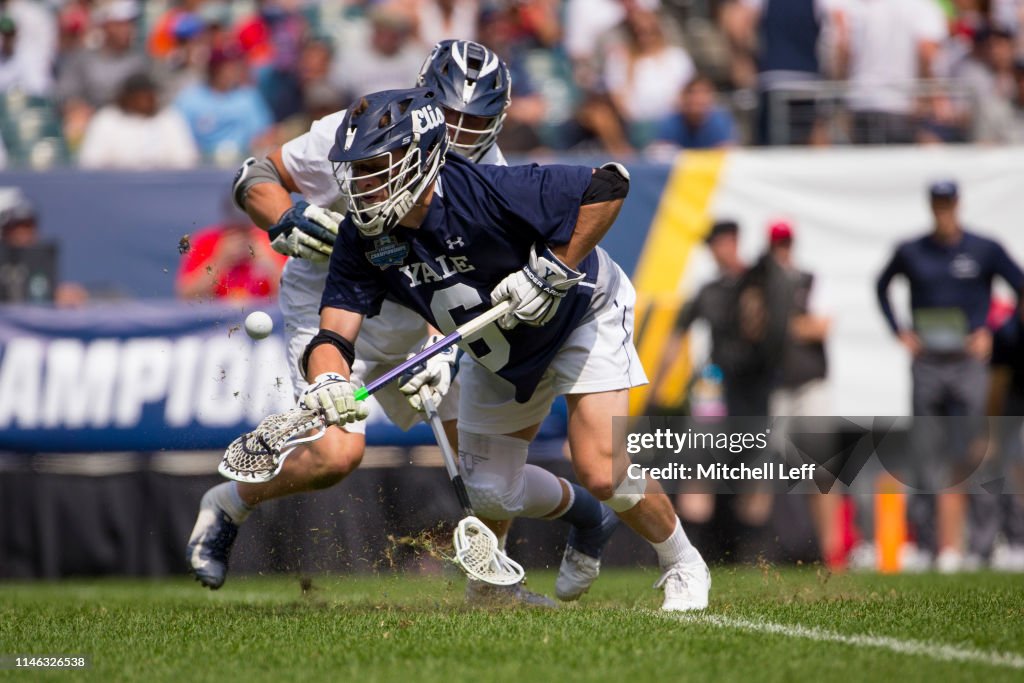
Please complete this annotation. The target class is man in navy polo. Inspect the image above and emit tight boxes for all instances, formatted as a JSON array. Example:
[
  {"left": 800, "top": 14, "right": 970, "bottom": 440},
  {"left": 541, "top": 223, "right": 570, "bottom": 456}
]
[{"left": 876, "top": 179, "right": 1024, "bottom": 572}]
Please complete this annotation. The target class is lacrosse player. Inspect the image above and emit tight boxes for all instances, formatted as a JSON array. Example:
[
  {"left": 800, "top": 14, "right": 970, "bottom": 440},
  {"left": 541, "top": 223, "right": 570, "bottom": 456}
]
[
  {"left": 187, "top": 41, "right": 617, "bottom": 607},
  {"left": 306, "top": 87, "right": 710, "bottom": 611}
]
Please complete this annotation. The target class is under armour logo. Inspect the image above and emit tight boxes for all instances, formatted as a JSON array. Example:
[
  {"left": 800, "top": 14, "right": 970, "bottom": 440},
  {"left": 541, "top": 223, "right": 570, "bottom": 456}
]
[{"left": 446, "top": 236, "right": 465, "bottom": 250}]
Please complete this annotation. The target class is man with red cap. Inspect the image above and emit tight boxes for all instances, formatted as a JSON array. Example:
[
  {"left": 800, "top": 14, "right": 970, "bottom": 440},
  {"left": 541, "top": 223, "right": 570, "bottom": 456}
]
[{"left": 766, "top": 219, "right": 841, "bottom": 568}]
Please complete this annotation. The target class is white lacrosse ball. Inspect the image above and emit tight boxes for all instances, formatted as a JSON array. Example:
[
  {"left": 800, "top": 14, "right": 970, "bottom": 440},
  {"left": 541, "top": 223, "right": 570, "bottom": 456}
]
[{"left": 244, "top": 311, "right": 274, "bottom": 340}]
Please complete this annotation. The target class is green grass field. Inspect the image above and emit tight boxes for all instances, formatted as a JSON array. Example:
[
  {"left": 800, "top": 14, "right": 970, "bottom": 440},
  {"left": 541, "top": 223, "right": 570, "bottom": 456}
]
[{"left": 2, "top": 567, "right": 1023, "bottom": 683}]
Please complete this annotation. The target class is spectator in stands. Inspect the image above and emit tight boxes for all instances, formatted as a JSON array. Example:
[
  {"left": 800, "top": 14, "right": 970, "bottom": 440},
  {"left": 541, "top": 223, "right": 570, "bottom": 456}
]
[
  {"left": 236, "top": 0, "right": 308, "bottom": 75},
  {"left": 160, "top": 12, "right": 213, "bottom": 98},
  {"left": 176, "top": 203, "right": 286, "bottom": 301},
  {"left": 720, "top": 0, "right": 842, "bottom": 145},
  {"left": 651, "top": 75, "right": 737, "bottom": 150},
  {"left": 0, "top": 14, "right": 50, "bottom": 97},
  {"left": 0, "top": 194, "right": 88, "bottom": 306},
  {"left": 56, "top": 0, "right": 150, "bottom": 150},
  {"left": 148, "top": 0, "right": 208, "bottom": 60},
  {"left": 957, "top": 25, "right": 1023, "bottom": 143},
  {"left": 603, "top": 6, "right": 695, "bottom": 148},
  {"left": 330, "top": 5, "right": 423, "bottom": 101},
  {"left": 477, "top": 5, "right": 547, "bottom": 154},
  {"left": 414, "top": 0, "right": 480, "bottom": 46},
  {"left": 57, "top": 0, "right": 91, "bottom": 57},
  {"left": 834, "top": 0, "right": 948, "bottom": 145},
  {"left": 0, "top": 0, "right": 57, "bottom": 97},
  {"left": 78, "top": 72, "right": 200, "bottom": 169},
  {"left": 260, "top": 35, "right": 332, "bottom": 124},
  {"left": 876, "top": 179, "right": 1024, "bottom": 572},
  {"left": 564, "top": 0, "right": 635, "bottom": 91},
  {"left": 570, "top": 92, "right": 633, "bottom": 154},
  {"left": 174, "top": 45, "right": 273, "bottom": 164},
  {"left": 236, "top": 0, "right": 310, "bottom": 124},
  {"left": 505, "top": 0, "right": 562, "bottom": 49},
  {"left": 270, "top": 39, "right": 343, "bottom": 144}
]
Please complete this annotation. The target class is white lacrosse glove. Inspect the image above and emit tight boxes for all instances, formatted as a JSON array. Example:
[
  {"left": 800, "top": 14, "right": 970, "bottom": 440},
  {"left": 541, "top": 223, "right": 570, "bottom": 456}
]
[
  {"left": 398, "top": 335, "right": 460, "bottom": 412},
  {"left": 489, "top": 244, "right": 586, "bottom": 330},
  {"left": 268, "top": 200, "right": 342, "bottom": 263},
  {"left": 300, "top": 372, "right": 369, "bottom": 426}
]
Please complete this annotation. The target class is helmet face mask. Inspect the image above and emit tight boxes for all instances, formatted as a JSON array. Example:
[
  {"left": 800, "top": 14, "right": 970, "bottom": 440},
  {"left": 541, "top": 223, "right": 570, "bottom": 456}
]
[
  {"left": 329, "top": 88, "right": 448, "bottom": 238},
  {"left": 443, "top": 108, "right": 506, "bottom": 162},
  {"left": 418, "top": 40, "right": 511, "bottom": 162}
]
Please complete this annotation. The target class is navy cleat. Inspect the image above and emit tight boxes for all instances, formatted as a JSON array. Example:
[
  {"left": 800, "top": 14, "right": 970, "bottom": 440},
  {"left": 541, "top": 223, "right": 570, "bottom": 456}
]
[
  {"left": 186, "top": 489, "right": 240, "bottom": 590},
  {"left": 556, "top": 503, "right": 619, "bottom": 601}
]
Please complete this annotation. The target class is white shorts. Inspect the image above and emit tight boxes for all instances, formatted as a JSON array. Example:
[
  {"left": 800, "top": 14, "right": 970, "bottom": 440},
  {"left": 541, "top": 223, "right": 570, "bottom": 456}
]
[
  {"left": 279, "top": 257, "right": 459, "bottom": 434},
  {"left": 458, "top": 249, "right": 647, "bottom": 435},
  {"left": 769, "top": 378, "right": 832, "bottom": 417}
]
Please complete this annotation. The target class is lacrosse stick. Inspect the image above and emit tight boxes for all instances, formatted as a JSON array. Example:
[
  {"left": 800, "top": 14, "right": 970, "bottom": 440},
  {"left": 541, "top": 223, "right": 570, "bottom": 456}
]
[
  {"left": 218, "top": 300, "right": 512, "bottom": 483},
  {"left": 418, "top": 386, "right": 525, "bottom": 586}
]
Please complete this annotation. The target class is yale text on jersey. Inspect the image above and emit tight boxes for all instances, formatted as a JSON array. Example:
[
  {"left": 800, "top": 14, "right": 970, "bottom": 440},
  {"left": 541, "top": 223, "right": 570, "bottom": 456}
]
[{"left": 399, "top": 255, "right": 475, "bottom": 287}]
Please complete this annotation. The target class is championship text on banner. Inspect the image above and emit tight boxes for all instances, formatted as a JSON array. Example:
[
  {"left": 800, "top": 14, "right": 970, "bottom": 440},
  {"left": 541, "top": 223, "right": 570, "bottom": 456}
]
[{"left": 0, "top": 302, "right": 444, "bottom": 452}]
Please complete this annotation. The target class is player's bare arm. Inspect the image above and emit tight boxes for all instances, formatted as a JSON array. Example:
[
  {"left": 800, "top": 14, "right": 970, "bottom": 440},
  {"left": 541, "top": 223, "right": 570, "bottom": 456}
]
[
  {"left": 239, "top": 150, "right": 301, "bottom": 229},
  {"left": 552, "top": 166, "right": 629, "bottom": 268},
  {"left": 491, "top": 162, "right": 630, "bottom": 329},
  {"left": 232, "top": 150, "right": 343, "bottom": 263},
  {"left": 299, "top": 307, "right": 368, "bottom": 427}
]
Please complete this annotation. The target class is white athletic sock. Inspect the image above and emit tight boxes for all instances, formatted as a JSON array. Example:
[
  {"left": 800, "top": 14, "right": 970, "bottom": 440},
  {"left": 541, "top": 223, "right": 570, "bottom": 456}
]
[
  {"left": 209, "top": 482, "right": 253, "bottom": 523},
  {"left": 652, "top": 518, "right": 701, "bottom": 568}
]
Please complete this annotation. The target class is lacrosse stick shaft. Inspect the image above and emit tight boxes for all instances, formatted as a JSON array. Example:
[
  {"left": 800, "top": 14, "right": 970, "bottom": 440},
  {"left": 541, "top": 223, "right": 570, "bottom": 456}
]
[
  {"left": 419, "top": 388, "right": 474, "bottom": 517},
  {"left": 354, "top": 300, "right": 511, "bottom": 402}
]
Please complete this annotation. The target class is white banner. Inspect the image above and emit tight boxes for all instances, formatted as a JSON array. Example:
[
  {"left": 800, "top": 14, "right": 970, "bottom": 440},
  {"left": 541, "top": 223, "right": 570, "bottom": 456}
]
[{"left": 693, "top": 146, "right": 1024, "bottom": 415}]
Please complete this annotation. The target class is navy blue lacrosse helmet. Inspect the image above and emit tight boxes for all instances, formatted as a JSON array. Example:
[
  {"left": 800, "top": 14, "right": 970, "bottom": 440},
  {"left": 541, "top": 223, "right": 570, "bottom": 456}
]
[
  {"left": 417, "top": 39, "right": 511, "bottom": 162},
  {"left": 328, "top": 87, "right": 449, "bottom": 237}
]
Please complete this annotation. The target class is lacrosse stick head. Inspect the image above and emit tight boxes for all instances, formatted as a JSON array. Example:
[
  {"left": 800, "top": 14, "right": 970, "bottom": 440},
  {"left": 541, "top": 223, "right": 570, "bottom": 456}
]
[
  {"left": 218, "top": 409, "right": 326, "bottom": 483},
  {"left": 453, "top": 516, "right": 525, "bottom": 586}
]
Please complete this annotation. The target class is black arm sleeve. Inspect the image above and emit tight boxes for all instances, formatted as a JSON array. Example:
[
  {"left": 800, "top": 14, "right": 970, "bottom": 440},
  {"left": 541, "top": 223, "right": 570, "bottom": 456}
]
[
  {"left": 581, "top": 167, "right": 629, "bottom": 205},
  {"left": 300, "top": 329, "right": 356, "bottom": 379}
]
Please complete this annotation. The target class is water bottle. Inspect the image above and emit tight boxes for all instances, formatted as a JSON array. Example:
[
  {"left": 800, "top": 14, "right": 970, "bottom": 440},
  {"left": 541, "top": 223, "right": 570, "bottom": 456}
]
[{"left": 691, "top": 364, "right": 727, "bottom": 418}]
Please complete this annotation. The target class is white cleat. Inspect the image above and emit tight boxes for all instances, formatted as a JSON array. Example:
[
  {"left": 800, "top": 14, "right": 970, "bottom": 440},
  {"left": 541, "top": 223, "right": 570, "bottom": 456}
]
[
  {"left": 556, "top": 546, "right": 600, "bottom": 601},
  {"left": 847, "top": 542, "right": 877, "bottom": 572},
  {"left": 991, "top": 544, "right": 1024, "bottom": 572},
  {"left": 935, "top": 548, "right": 964, "bottom": 574},
  {"left": 655, "top": 557, "right": 711, "bottom": 611},
  {"left": 185, "top": 489, "right": 240, "bottom": 590},
  {"left": 899, "top": 543, "right": 932, "bottom": 573}
]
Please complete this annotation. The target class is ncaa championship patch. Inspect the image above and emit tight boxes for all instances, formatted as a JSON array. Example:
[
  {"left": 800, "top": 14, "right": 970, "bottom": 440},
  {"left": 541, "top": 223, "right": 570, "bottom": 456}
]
[{"left": 366, "top": 235, "right": 410, "bottom": 269}]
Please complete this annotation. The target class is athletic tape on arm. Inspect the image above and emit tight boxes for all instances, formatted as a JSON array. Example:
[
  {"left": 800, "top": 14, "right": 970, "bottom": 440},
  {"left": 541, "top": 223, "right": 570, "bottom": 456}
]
[{"left": 232, "top": 156, "right": 285, "bottom": 211}]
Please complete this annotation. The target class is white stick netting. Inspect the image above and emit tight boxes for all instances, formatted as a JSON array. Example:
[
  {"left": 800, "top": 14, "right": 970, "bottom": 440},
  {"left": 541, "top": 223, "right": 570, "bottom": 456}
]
[
  {"left": 218, "top": 409, "right": 325, "bottom": 483},
  {"left": 453, "top": 517, "right": 525, "bottom": 586}
]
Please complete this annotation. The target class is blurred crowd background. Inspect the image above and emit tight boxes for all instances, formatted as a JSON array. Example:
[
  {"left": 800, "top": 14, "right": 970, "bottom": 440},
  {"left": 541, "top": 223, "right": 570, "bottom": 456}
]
[{"left": 0, "top": 0, "right": 1022, "bottom": 168}]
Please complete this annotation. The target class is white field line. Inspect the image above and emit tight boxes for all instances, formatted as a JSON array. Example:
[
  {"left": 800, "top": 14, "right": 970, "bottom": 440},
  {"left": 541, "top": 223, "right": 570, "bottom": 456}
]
[{"left": 653, "top": 612, "right": 1024, "bottom": 670}]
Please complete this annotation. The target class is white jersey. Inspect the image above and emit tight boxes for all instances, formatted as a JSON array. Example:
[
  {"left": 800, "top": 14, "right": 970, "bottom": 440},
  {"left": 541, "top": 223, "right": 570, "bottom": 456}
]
[{"left": 277, "top": 108, "right": 506, "bottom": 428}]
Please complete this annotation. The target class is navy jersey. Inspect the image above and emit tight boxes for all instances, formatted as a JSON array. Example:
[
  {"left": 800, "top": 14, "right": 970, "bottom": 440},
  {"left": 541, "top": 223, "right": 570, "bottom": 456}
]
[
  {"left": 322, "top": 153, "right": 599, "bottom": 402},
  {"left": 876, "top": 230, "right": 1024, "bottom": 333}
]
